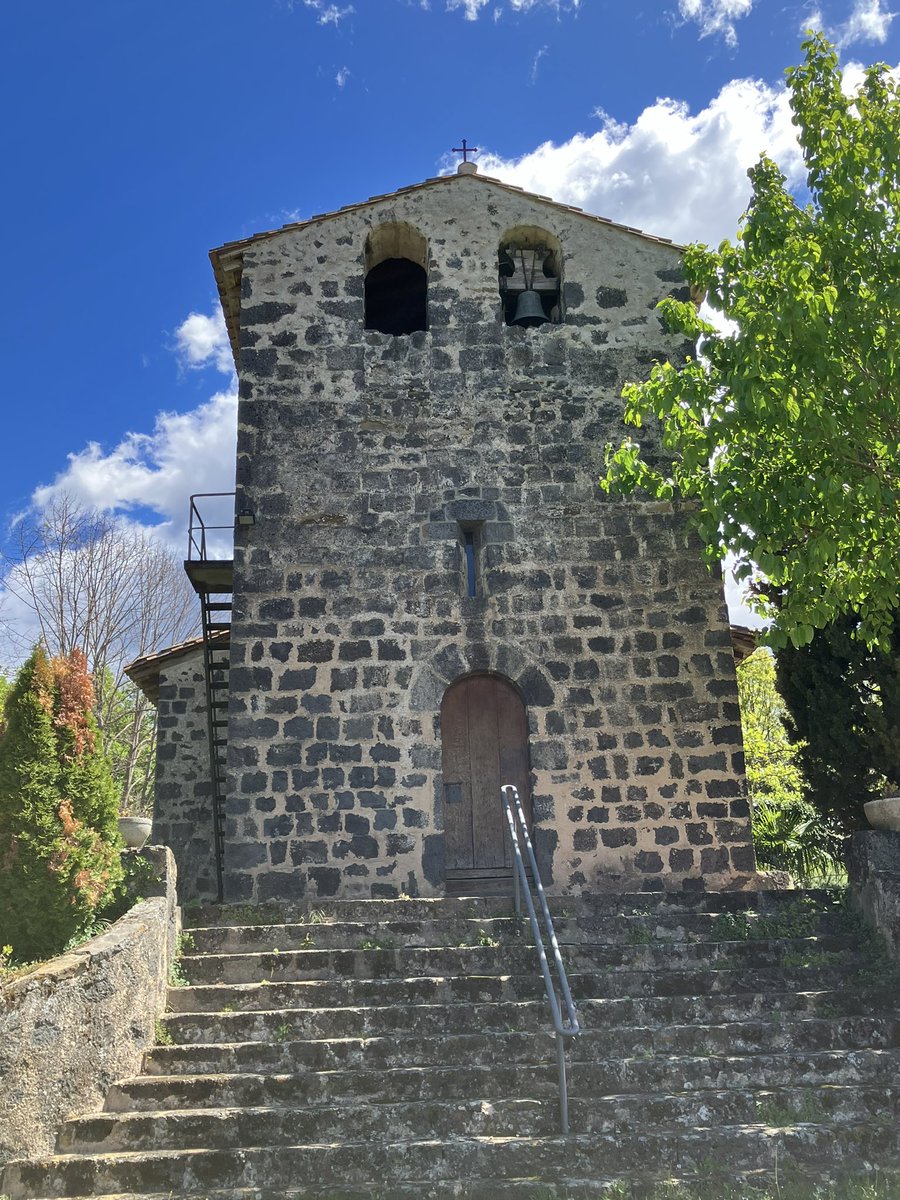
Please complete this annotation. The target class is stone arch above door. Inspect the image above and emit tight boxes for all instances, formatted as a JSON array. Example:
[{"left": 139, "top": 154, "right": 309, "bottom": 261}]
[
  {"left": 439, "top": 672, "right": 533, "bottom": 895},
  {"left": 408, "top": 641, "right": 554, "bottom": 715}
]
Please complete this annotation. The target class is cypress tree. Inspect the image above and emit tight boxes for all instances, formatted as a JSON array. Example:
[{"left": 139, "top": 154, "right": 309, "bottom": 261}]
[{"left": 0, "top": 647, "right": 122, "bottom": 960}]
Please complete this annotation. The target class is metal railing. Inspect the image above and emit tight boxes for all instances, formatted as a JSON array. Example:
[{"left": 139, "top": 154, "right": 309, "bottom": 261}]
[
  {"left": 501, "top": 784, "right": 581, "bottom": 1135},
  {"left": 187, "top": 492, "right": 236, "bottom": 561}
]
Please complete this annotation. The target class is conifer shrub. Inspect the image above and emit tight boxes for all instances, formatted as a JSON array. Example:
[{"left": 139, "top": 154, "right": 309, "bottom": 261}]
[{"left": 0, "top": 647, "right": 123, "bottom": 960}]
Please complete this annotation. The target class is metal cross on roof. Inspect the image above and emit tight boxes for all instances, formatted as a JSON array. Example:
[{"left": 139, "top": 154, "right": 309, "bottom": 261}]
[{"left": 452, "top": 139, "right": 478, "bottom": 163}]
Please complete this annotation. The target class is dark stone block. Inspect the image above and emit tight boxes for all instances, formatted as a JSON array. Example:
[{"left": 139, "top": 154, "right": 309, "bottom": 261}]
[
  {"left": 616, "top": 805, "right": 641, "bottom": 823},
  {"left": 297, "top": 640, "right": 335, "bottom": 663},
  {"left": 700, "top": 847, "right": 730, "bottom": 873},
  {"left": 371, "top": 742, "right": 401, "bottom": 762},
  {"left": 339, "top": 640, "right": 372, "bottom": 661},
  {"left": 601, "top": 828, "right": 636, "bottom": 848},
  {"left": 574, "top": 828, "right": 597, "bottom": 852},
  {"left": 298, "top": 598, "right": 327, "bottom": 617},
  {"left": 371, "top": 883, "right": 400, "bottom": 899},
  {"left": 266, "top": 744, "right": 303, "bottom": 767},
  {"left": 688, "top": 753, "right": 727, "bottom": 773},
  {"left": 329, "top": 743, "right": 362, "bottom": 763},
  {"left": 243, "top": 301, "right": 294, "bottom": 325},
  {"left": 403, "top": 807, "right": 428, "bottom": 828},
  {"left": 280, "top": 668, "right": 317, "bottom": 691},
  {"left": 257, "top": 871, "right": 307, "bottom": 901},
  {"left": 317, "top": 812, "right": 340, "bottom": 833},
  {"left": 730, "top": 844, "right": 757, "bottom": 872},
  {"left": 374, "top": 810, "right": 397, "bottom": 830},
  {"left": 704, "top": 779, "right": 742, "bottom": 798},
  {"left": 636, "top": 756, "right": 664, "bottom": 776},
  {"left": 655, "top": 825, "right": 680, "bottom": 845},
  {"left": 349, "top": 766, "right": 376, "bottom": 788},
  {"left": 669, "top": 848, "right": 694, "bottom": 871},
  {"left": 330, "top": 668, "right": 358, "bottom": 691},
  {"left": 656, "top": 655, "right": 679, "bottom": 678},
  {"left": 587, "top": 806, "right": 610, "bottom": 824},
  {"left": 517, "top": 665, "right": 555, "bottom": 707},
  {"left": 532, "top": 826, "right": 557, "bottom": 885},
  {"left": 227, "top": 842, "right": 267, "bottom": 869},
  {"left": 259, "top": 598, "right": 294, "bottom": 620},
  {"left": 423, "top": 834, "right": 445, "bottom": 885},
  {"left": 588, "top": 756, "right": 610, "bottom": 780},
  {"left": 697, "top": 801, "right": 727, "bottom": 818},
  {"left": 635, "top": 851, "right": 663, "bottom": 873},
  {"left": 283, "top": 716, "right": 315, "bottom": 739},
  {"left": 686, "top": 823, "right": 713, "bottom": 846},
  {"left": 345, "top": 813, "right": 370, "bottom": 835},
  {"left": 315, "top": 717, "right": 340, "bottom": 740},
  {"left": 310, "top": 866, "right": 341, "bottom": 896},
  {"left": 596, "top": 286, "right": 627, "bottom": 308}
]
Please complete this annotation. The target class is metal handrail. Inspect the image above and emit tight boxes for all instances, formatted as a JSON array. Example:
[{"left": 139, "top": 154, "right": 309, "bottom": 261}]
[
  {"left": 501, "top": 784, "right": 581, "bottom": 1135},
  {"left": 187, "top": 492, "right": 236, "bottom": 561}
]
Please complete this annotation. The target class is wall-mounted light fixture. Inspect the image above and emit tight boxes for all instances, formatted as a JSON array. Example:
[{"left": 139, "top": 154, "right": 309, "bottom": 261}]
[{"left": 236, "top": 509, "right": 256, "bottom": 527}]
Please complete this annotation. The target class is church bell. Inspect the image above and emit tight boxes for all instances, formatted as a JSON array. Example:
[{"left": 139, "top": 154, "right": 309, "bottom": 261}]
[{"left": 512, "top": 288, "right": 549, "bottom": 327}]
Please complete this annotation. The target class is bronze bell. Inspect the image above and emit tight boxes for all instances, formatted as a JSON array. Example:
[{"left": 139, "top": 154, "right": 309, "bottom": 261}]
[{"left": 512, "top": 289, "right": 549, "bottom": 327}]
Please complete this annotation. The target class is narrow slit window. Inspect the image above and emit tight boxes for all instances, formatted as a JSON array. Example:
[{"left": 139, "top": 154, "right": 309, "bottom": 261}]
[{"left": 463, "top": 529, "right": 477, "bottom": 598}]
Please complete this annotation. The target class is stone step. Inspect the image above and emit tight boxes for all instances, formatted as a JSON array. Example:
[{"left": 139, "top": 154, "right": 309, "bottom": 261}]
[
  {"left": 158, "top": 985, "right": 897, "bottom": 1042},
  {"left": 184, "top": 909, "right": 855, "bottom": 954},
  {"left": 181, "top": 889, "right": 842, "bottom": 929},
  {"left": 8, "top": 1122, "right": 900, "bottom": 1196},
  {"left": 108, "top": 1048, "right": 900, "bottom": 1112},
  {"left": 55, "top": 1083, "right": 900, "bottom": 1153},
  {"left": 142, "top": 1014, "right": 900, "bottom": 1078},
  {"left": 164, "top": 964, "right": 867, "bottom": 1012},
  {"left": 178, "top": 935, "right": 860, "bottom": 985},
  {"left": 18, "top": 1176, "right": 900, "bottom": 1200}
]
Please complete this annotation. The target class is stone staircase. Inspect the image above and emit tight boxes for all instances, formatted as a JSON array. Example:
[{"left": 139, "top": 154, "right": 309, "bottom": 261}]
[{"left": 4, "top": 890, "right": 900, "bottom": 1198}]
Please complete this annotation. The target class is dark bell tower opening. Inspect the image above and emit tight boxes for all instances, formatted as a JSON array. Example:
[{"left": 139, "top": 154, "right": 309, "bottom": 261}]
[{"left": 364, "top": 257, "right": 428, "bottom": 336}]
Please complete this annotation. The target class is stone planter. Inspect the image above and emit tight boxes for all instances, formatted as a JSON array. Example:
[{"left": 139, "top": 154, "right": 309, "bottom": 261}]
[
  {"left": 863, "top": 797, "right": 900, "bottom": 833},
  {"left": 118, "top": 816, "right": 153, "bottom": 849}
]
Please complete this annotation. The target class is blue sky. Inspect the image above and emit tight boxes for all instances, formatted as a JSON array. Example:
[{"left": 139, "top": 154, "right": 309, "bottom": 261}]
[{"left": 2, "top": 0, "right": 898, "bottom": 631}]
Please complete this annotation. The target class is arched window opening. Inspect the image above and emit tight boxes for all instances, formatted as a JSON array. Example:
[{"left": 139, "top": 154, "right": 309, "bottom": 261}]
[
  {"left": 364, "top": 222, "right": 428, "bottom": 336},
  {"left": 499, "top": 225, "right": 562, "bottom": 327}
]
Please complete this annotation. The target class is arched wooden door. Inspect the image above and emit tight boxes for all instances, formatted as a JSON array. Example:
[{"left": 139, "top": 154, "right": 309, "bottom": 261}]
[{"left": 440, "top": 673, "right": 533, "bottom": 894}]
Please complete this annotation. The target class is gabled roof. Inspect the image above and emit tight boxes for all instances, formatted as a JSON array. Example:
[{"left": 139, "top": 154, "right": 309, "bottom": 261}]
[
  {"left": 209, "top": 169, "right": 685, "bottom": 369},
  {"left": 124, "top": 630, "right": 228, "bottom": 704}
]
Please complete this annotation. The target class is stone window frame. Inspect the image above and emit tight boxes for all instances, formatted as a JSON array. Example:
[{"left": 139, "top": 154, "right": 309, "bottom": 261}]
[
  {"left": 363, "top": 221, "right": 429, "bottom": 336},
  {"left": 498, "top": 224, "right": 564, "bottom": 327}
]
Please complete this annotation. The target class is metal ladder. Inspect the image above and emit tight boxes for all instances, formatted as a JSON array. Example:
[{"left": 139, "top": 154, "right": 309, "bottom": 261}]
[{"left": 185, "top": 493, "right": 236, "bottom": 903}]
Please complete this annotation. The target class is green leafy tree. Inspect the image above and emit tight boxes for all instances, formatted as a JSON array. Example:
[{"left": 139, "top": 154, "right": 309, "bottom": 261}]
[
  {"left": 603, "top": 34, "right": 900, "bottom": 650},
  {"left": 776, "top": 612, "right": 900, "bottom": 832},
  {"left": 737, "top": 649, "right": 807, "bottom": 809},
  {"left": 0, "top": 647, "right": 122, "bottom": 960},
  {"left": 736, "top": 648, "right": 840, "bottom": 879}
]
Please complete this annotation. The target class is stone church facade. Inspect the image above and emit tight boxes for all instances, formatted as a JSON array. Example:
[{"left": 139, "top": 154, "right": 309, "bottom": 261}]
[{"left": 129, "top": 166, "right": 756, "bottom": 903}]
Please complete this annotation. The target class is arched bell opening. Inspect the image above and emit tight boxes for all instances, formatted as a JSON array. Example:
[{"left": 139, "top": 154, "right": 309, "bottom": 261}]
[
  {"left": 364, "top": 222, "right": 428, "bottom": 336},
  {"left": 439, "top": 671, "right": 533, "bottom": 895},
  {"left": 498, "top": 224, "right": 563, "bottom": 327}
]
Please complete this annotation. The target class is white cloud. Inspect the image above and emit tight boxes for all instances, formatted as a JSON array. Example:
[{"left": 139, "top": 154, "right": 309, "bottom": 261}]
[
  {"left": 475, "top": 74, "right": 802, "bottom": 247},
  {"left": 32, "top": 388, "right": 238, "bottom": 552},
  {"left": 445, "top": 0, "right": 489, "bottom": 15},
  {"left": 303, "top": 0, "right": 354, "bottom": 24},
  {"left": 814, "top": 0, "right": 896, "bottom": 46},
  {"left": 531, "top": 44, "right": 549, "bottom": 82},
  {"left": 677, "top": 0, "right": 754, "bottom": 45},
  {"left": 445, "top": 0, "right": 579, "bottom": 17},
  {"left": 175, "top": 309, "right": 234, "bottom": 376},
  {"left": 336, "top": 65, "right": 351, "bottom": 88}
]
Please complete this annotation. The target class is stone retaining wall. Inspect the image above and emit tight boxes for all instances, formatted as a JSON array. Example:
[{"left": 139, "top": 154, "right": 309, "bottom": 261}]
[
  {"left": 849, "top": 829, "right": 900, "bottom": 962},
  {"left": 0, "top": 846, "right": 179, "bottom": 1164}
]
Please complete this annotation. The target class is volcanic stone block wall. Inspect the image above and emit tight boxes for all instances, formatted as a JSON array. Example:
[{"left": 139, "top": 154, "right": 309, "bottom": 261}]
[
  {"left": 221, "top": 173, "right": 755, "bottom": 902},
  {"left": 154, "top": 650, "right": 218, "bottom": 902}
]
